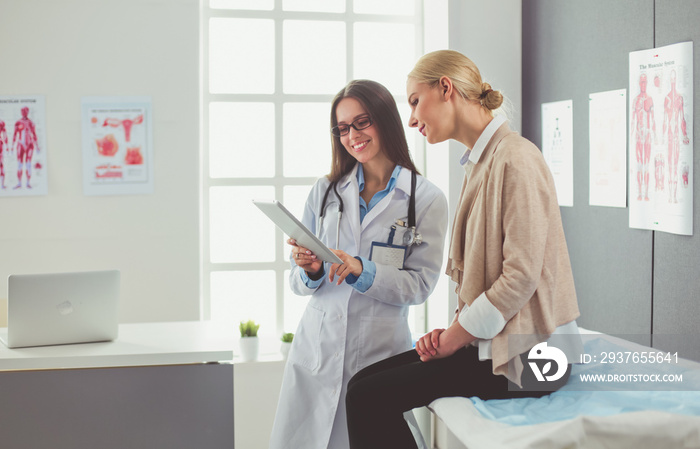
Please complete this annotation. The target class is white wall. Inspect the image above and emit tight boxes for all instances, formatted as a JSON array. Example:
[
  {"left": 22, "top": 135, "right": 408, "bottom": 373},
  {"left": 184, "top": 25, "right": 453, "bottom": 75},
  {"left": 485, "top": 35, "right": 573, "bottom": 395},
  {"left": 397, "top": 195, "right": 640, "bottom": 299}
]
[
  {"left": 234, "top": 360, "right": 285, "bottom": 449},
  {"left": 444, "top": 0, "right": 523, "bottom": 324},
  {"left": 0, "top": 0, "right": 200, "bottom": 322},
  {"left": 434, "top": 1, "right": 523, "bottom": 448},
  {"left": 448, "top": 0, "right": 523, "bottom": 132}
]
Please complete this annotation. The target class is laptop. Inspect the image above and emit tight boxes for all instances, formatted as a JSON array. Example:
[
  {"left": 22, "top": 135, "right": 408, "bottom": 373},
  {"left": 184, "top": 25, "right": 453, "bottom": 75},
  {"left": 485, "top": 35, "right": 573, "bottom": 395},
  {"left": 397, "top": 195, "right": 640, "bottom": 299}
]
[{"left": 0, "top": 270, "right": 120, "bottom": 348}]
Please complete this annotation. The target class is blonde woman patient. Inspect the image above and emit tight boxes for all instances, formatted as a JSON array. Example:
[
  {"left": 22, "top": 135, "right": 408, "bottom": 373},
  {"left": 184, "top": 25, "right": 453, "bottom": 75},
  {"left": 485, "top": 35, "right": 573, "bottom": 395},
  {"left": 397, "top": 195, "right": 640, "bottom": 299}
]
[{"left": 345, "top": 50, "right": 581, "bottom": 449}]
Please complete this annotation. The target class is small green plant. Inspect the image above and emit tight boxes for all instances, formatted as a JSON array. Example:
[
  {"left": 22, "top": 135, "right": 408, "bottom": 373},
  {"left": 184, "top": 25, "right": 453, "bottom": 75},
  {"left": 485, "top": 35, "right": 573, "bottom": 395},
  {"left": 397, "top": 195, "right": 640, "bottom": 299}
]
[
  {"left": 239, "top": 320, "right": 260, "bottom": 338},
  {"left": 281, "top": 332, "right": 294, "bottom": 343}
]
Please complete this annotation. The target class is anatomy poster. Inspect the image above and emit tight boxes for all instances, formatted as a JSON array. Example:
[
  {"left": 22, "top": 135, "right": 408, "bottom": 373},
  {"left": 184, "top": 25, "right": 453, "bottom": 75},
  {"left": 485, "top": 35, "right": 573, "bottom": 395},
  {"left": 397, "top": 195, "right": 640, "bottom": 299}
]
[
  {"left": 589, "top": 89, "right": 627, "bottom": 208},
  {"left": 0, "top": 95, "right": 48, "bottom": 197},
  {"left": 629, "top": 41, "right": 693, "bottom": 235},
  {"left": 542, "top": 100, "right": 574, "bottom": 207},
  {"left": 82, "top": 96, "right": 154, "bottom": 196}
]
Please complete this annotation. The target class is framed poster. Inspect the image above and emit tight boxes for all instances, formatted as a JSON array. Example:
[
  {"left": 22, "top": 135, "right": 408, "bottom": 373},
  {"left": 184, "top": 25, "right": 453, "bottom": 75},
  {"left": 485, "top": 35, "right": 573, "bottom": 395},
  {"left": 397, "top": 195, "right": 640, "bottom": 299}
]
[
  {"left": 629, "top": 41, "right": 693, "bottom": 235},
  {"left": 542, "top": 100, "right": 574, "bottom": 207},
  {"left": 82, "top": 96, "right": 154, "bottom": 196},
  {"left": 589, "top": 89, "right": 627, "bottom": 208},
  {"left": 0, "top": 95, "right": 48, "bottom": 197}
]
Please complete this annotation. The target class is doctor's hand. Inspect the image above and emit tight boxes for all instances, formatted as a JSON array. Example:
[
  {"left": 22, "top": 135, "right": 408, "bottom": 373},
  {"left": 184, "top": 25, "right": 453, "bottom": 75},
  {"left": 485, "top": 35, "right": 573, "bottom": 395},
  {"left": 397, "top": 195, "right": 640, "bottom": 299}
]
[
  {"left": 288, "top": 238, "right": 323, "bottom": 277},
  {"left": 328, "top": 250, "right": 363, "bottom": 286}
]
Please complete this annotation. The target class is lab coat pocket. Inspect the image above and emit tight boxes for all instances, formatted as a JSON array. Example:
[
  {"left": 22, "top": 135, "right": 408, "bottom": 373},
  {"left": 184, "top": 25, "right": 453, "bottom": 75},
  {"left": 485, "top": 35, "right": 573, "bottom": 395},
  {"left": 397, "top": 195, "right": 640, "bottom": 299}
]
[
  {"left": 357, "top": 315, "right": 411, "bottom": 372},
  {"left": 289, "top": 305, "right": 325, "bottom": 372},
  {"left": 368, "top": 225, "right": 393, "bottom": 245}
]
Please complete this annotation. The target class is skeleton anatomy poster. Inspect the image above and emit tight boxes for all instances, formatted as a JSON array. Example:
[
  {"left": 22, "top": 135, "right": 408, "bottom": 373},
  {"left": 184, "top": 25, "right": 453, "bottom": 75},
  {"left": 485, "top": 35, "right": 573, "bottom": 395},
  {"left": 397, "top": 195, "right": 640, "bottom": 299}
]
[
  {"left": 629, "top": 41, "right": 693, "bottom": 235},
  {"left": 542, "top": 100, "right": 574, "bottom": 207},
  {"left": 82, "top": 96, "right": 153, "bottom": 196},
  {"left": 0, "top": 95, "right": 48, "bottom": 197}
]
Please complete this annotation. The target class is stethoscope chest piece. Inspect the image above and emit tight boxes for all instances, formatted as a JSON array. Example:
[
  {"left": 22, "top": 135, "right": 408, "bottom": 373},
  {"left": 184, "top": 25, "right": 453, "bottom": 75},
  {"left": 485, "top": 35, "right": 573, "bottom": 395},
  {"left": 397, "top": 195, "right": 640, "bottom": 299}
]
[
  {"left": 402, "top": 226, "right": 422, "bottom": 246},
  {"left": 319, "top": 169, "right": 421, "bottom": 248}
]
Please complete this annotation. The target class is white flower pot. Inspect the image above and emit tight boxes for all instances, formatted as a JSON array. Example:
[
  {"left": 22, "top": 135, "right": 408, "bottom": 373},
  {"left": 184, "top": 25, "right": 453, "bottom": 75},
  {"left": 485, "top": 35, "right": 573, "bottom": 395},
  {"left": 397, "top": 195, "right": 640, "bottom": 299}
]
[
  {"left": 239, "top": 336, "right": 259, "bottom": 362},
  {"left": 280, "top": 341, "right": 292, "bottom": 360}
]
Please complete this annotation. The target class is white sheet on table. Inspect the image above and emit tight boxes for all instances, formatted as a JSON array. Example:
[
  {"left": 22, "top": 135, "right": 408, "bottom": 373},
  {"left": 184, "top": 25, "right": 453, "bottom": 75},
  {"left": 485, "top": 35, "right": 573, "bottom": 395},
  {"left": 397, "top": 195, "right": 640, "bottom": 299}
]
[
  {"left": 429, "top": 330, "right": 700, "bottom": 448},
  {"left": 430, "top": 397, "right": 700, "bottom": 449}
]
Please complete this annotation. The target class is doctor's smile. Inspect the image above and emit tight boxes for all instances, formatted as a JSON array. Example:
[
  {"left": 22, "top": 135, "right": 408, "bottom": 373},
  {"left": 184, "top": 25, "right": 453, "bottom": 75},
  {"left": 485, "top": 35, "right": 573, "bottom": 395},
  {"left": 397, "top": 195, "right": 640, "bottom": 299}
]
[{"left": 350, "top": 140, "right": 370, "bottom": 152}]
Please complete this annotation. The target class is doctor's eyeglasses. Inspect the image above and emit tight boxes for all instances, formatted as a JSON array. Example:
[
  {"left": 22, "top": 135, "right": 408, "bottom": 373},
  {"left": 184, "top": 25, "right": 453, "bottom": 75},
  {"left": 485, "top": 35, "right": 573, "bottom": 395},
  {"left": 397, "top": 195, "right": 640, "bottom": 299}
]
[{"left": 331, "top": 116, "right": 373, "bottom": 137}]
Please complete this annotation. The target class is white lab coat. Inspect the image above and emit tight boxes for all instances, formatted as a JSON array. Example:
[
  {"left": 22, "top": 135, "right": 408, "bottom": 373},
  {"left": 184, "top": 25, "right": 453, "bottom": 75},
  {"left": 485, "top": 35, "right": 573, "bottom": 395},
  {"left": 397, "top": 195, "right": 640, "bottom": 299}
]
[{"left": 269, "top": 164, "right": 448, "bottom": 449}]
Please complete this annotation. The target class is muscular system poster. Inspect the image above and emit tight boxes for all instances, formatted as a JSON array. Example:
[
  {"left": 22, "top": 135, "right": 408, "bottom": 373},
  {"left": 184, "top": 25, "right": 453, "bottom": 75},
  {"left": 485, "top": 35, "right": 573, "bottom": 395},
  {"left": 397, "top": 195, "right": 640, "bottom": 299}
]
[
  {"left": 81, "top": 96, "right": 154, "bottom": 196},
  {"left": 0, "top": 95, "right": 48, "bottom": 197},
  {"left": 629, "top": 41, "right": 693, "bottom": 236}
]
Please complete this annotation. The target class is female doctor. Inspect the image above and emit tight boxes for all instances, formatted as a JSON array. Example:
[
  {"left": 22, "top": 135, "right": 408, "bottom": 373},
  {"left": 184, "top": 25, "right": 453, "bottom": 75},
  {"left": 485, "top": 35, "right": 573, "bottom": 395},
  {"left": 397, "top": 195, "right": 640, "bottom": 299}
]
[{"left": 269, "top": 79, "right": 448, "bottom": 449}]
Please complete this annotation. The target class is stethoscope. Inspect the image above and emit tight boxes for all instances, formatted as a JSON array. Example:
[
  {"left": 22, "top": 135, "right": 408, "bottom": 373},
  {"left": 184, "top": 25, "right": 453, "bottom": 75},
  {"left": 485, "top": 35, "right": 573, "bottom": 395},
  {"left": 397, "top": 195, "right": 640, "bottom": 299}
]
[{"left": 318, "top": 170, "right": 422, "bottom": 248}]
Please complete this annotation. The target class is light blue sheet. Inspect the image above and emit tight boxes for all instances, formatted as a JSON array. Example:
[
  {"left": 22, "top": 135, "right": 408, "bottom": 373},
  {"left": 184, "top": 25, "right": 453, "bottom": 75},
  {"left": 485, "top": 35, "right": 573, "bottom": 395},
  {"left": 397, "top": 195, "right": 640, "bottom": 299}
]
[{"left": 471, "top": 336, "right": 700, "bottom": 426}]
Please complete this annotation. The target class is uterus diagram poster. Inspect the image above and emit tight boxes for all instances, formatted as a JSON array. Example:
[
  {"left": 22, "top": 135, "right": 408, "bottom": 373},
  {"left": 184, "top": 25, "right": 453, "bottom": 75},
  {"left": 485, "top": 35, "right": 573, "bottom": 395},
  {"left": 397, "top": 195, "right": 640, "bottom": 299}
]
[
  {"left": 629, "top": 41, "right": 693, "bottom": 236},
  {"left": 0, "top": 95, "right": 48, "bottom": 197},
  {"left": 81, "top": 96, "right": 154, "bottom": 196},
  {"left": 541, "top": 100, "right": 574, "bottom": 207}
]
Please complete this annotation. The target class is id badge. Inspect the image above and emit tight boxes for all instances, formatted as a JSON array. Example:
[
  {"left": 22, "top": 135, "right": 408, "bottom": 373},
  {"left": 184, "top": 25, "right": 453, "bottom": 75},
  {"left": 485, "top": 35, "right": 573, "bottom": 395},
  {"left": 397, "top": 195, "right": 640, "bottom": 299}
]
[{"left": 370, "top": 242, "right": 407, "bottom": 269}]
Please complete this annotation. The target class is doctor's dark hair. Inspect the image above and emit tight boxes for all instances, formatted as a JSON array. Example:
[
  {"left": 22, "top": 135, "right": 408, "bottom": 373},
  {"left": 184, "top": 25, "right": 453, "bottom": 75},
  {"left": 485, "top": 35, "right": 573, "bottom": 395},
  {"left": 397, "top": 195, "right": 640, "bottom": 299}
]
[{"left": 328, "top": 80, "right": 419, "bottom": 182}]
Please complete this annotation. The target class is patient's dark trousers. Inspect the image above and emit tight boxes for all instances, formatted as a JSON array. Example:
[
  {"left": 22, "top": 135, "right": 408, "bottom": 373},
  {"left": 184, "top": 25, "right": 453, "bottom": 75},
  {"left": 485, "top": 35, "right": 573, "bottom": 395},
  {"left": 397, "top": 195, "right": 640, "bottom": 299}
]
[{"left": 345, "top": 345, "right": 570, "bottom": 449}]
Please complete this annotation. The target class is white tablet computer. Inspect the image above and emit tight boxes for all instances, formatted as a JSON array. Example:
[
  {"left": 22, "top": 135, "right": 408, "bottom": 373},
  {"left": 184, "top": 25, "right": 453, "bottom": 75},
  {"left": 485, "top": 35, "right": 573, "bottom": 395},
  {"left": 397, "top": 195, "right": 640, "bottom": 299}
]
[{"left": 253, "top": 200, "right": 343, "bottom": 264}]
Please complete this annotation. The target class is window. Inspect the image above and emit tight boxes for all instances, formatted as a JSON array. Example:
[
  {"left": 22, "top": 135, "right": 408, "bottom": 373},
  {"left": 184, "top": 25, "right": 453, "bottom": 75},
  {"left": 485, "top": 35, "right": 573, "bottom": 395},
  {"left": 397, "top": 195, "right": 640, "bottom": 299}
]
[{"left": 202, "top": 0, "right": 438, "bottom": 352}]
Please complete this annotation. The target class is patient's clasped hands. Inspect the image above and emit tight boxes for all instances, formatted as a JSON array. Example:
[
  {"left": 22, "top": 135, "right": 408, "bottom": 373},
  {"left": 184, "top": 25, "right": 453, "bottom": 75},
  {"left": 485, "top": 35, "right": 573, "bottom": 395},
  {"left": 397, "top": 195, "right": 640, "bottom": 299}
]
[
  {"left": 416, "top": 323, "right": 476, "bottom": 362},
  {"left": 415, "top": 328, "right": 446, "bottom": 362}
]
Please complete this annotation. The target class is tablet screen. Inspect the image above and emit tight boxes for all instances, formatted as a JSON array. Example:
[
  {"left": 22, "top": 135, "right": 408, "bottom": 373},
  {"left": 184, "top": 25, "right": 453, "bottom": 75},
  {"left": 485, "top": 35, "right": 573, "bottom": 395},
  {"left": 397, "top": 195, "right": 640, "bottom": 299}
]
[{"left": 252, "top": 200, "right": 343, "bottom": 264}]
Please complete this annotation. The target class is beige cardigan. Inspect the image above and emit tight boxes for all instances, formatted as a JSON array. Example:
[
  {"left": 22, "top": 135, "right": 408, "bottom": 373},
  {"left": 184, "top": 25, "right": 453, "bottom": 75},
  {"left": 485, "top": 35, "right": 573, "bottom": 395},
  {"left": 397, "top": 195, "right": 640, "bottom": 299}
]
[{"left": 446, "top": 122, "right": 580, "bottom": 385}]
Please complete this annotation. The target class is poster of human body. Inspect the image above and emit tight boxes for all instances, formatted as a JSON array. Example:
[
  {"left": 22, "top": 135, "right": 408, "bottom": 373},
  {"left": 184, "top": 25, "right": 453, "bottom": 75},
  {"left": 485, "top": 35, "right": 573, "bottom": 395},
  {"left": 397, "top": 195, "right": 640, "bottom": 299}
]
[
  {"left": 542, "top": 100, "right": 574, "bottom": 207},
  {"left": 629, "top": 41, "right": 693, "bottom": 235},
  {"left": 82, "top": 96, "right": 153, "bottom": 196},
  {"left": 0, "top": 95, "right": 48, "bottom": 197}
]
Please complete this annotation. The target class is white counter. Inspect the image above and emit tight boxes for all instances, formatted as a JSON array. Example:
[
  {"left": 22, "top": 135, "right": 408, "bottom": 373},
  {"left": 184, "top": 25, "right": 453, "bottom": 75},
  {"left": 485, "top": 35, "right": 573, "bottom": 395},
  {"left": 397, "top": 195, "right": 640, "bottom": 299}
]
[{"left": 0, "top": 320, "right": 235, "bottom": 371}]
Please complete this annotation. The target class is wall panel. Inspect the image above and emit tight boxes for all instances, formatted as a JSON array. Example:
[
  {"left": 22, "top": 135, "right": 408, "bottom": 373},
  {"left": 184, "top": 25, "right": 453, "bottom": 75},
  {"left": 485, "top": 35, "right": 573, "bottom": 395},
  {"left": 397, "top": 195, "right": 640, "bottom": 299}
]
[
  {"left": 522, "top": 0, "right": 655, "bottom": 335},
  {"left": 651, "top": 0, "right": 700, "bottom": 360}
]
